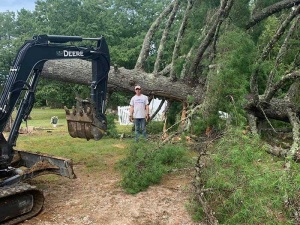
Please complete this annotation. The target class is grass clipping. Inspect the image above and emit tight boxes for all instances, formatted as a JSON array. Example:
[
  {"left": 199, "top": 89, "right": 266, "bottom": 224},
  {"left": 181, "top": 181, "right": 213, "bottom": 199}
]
[
  {"left": 192, "top": 128, "right": 300, "bottom": 224},
  {"left": 117, "top": 141, "right": 190, "bottom": 194}
]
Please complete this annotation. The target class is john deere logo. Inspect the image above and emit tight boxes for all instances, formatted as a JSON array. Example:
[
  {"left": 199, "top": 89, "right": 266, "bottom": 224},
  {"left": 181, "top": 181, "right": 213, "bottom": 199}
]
[
  {"left": 63, "top": 50, "right": 84, "bottom": 57},
  {"left": 56, "top": 51, "right": 64, "bottom": 56}
]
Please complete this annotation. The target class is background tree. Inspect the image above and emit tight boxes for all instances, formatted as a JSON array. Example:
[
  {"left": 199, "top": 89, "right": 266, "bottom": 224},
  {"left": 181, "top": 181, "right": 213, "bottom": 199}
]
[{"left": 0, "top": 0, "right": 169, "bottom": 106}]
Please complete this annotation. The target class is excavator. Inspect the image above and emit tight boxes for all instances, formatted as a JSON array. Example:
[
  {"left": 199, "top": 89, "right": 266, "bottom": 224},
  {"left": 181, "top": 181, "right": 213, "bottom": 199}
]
[{"left": 0, "top": 35, "right": 110, "bottom": 224}]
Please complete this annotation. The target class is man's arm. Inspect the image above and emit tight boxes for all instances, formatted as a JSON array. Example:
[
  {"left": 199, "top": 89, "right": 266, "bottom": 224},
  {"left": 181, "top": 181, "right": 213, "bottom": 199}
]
[
  {"left": 129, "top": 105, "right": 134, "bottom": 122},
  {"left": 145, "top": 104, "right": 150, "bottom": 121},
  {"left": 129, "top": 105, "right": 134, "bottom": 116}
]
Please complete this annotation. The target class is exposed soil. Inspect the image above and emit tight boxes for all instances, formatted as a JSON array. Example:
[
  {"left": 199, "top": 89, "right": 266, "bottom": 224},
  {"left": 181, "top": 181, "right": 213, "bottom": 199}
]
[{"left": 21, "top": 151, "right": 197, "bottom": 225}]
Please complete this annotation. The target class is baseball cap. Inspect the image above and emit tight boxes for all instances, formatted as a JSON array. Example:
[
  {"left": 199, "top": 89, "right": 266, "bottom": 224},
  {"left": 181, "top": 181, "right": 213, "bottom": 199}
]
[{"left": 135, "top": 85, "right": 141, "bottom": 90}]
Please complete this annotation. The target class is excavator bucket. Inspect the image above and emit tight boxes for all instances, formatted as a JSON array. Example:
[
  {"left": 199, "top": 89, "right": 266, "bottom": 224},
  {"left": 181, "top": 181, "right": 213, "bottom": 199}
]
[{"left": 64, "top": 98, "right": 106, "bottom": 141}]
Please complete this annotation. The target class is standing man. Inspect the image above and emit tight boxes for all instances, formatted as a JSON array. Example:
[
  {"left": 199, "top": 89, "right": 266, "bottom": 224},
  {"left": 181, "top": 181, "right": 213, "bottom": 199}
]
[{"left": 129, "top": 85, "right": 150, "bottom": 142}]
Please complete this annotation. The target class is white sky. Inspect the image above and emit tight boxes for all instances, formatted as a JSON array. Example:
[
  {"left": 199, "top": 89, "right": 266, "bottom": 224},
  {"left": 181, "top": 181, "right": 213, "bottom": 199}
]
[{"left": 0, "top": 0, "right": 36, "bottom": 12}]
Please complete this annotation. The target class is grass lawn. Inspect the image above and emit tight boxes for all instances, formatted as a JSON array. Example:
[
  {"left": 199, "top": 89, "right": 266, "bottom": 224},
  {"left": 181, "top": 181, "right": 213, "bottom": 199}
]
[
  {"left": 12, "top": 108, "right": 133, "bottom": 171},
  {"left": 10, "top": 108, "right": 195, "bottom": 195}
]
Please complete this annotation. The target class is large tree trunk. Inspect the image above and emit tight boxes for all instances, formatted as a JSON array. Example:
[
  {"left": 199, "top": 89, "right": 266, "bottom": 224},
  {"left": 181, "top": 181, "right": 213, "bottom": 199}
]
[
  {"left": 41, "top": 59, "right": 205, "bottom": 102},
  {"left": 245, "top": 97, "right": 300, "bottom": 123}
]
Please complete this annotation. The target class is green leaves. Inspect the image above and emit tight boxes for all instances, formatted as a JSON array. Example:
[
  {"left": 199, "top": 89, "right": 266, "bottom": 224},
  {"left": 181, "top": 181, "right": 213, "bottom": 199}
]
[
  {"left": 35, "top": 79, "right": 89, "bottom": 107},
  {"left": 118, "top": 142, "right": 189, "bottom": 194},
  {"left": 195, "top": 128, "right": 299, "bottom": 224},
  {"left": 210, "top": 29, "right": 255, "bottom": 123}
]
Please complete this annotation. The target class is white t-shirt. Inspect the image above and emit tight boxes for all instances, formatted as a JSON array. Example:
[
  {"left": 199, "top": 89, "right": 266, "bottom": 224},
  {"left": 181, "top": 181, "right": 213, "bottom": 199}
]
[{"left": 130, "top": 94, "right": 149, "bottom": 119}]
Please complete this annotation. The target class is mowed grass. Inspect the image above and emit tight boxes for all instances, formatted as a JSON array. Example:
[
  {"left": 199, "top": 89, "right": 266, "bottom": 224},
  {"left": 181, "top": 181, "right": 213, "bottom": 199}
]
[{"left": 12, "top": 108, "right": 132, "bottom": 171}]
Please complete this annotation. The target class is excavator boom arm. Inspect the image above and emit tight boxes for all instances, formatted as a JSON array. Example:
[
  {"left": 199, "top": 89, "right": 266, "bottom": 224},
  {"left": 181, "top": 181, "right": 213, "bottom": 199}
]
[
  {"left": 0, "top": 34, "right": 110, "bottom": 169},
  {"left": 0, "top": 35, "right": 110, "bottom": 224}
]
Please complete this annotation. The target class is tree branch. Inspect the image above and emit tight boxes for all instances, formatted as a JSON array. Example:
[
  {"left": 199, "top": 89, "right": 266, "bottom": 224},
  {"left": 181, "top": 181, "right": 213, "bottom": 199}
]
[
  {"left": 135, "top": 1, "right": 175, "bottom": 70},
  {"left": 246, "top": 0, "right": 300, "bottom": 29},
  {"left": 262, "top": 5, "right": 300, "bottom": 61},
  {"left": 208, "top": 19, "right": 222, "bottom": 63},
  {"left": 189, "top": 0, "right": 234, "bottom": 77},
  {"left": 250, "top": 5, "right": 300, "bottom": 98},
  {"left": 264, "top": 15, "right": 299, "bottom": 101},
  {"left": 150, "top": 99, "right": 165, "bottom": 121},
  {"left": 285, "top": 80, "right": 300, "bottom": 102},
  {"left": 263, "top": 82, "right": 300, "bottom": 158},
  {"left": 286, "top": 107, "right": 300, "bottom": 156},
  {"left": 267, "top": 70, "right": 300, "bottom": 99},
  {"left": 157, "top": 64, "right": 171, "bottom": 76},
  {"left": 180, "top": 47, "right": 194, "bottom": 80},
  {"left": 169, "top": 0, "right": 194, "bottom": 80},
  {"left": 153, "top": 0, "right": 179, "bottom": 74}
]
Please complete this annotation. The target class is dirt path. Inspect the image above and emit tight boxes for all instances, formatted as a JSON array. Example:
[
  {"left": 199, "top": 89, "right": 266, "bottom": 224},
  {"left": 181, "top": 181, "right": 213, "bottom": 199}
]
[{"left": 21, "top": 162, "right": 196, "bottom": 225}]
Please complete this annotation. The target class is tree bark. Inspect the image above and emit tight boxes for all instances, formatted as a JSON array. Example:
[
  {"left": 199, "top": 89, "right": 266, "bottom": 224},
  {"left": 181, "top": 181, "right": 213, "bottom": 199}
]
[
  {"left": 264, "top": 16, "right": 299, "bottom": 99},
  {"left": 286, "top": 107, "right": 300, "bottom": 155},
  {"left": 246, "top": 0, "right": 300, "bottom": 29},
  {"left": 169, "top": 0, "right": 194, "bottom": 80},
  {"left": 135, "top": 1, "right": 176, "bottom": 70},
  {"left": 189, "top": 0, "right": 233, "bottom": 76},
  {"left": 265, "top": 70, "right": 300, "bottom": 102},
  {"left": 153, "top": 0, "right": 179, "bottom": 74},
  {"left": 41, "top": 59, "right": 205, "bottom": 102},
  {"left": 245, "top": 97, "right": 300, "bottom": 123},
  {"left": 250, "top": 5, "right": 300, "bottom": 100}
]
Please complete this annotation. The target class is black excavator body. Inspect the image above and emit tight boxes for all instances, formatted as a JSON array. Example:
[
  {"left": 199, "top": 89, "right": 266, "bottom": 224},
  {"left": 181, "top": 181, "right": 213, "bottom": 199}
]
[{"left": 0, "top": 35, "right": 110, "bottom": 224}]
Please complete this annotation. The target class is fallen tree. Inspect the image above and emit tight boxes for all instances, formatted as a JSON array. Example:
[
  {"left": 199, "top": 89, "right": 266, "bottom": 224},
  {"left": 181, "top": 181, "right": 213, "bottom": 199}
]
[
  {"left": 38, "top": 1, "right": 300, "bottom": 223},
  {"left": 41, "top": 60, "right": 205, "bottom": 102},
  {"left": 39, "top": 0, "right": 300, "bottom": 158}
]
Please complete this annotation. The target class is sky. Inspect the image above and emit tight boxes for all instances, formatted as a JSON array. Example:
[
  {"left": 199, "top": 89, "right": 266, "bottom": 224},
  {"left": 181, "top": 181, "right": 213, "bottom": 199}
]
[{"left": 0, "top": 0, "right": 36, "bottom": 12}]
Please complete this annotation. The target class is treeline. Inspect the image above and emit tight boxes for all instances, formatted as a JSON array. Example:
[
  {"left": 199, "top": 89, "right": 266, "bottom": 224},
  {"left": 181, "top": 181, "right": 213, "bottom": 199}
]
[{"left": 0, "top": 0, "right": 170, "bottom": 107}]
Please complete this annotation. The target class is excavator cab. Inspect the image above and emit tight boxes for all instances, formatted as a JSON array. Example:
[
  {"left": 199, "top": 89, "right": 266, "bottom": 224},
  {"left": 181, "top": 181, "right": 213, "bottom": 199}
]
[{"left": 0, "top": 35, "right": 110, "bottom": 224}]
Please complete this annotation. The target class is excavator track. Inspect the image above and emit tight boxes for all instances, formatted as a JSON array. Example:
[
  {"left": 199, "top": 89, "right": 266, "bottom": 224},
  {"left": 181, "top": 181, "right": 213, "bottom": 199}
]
[{"left": 0, "top": 183, "right": 44, "bottom": 225}]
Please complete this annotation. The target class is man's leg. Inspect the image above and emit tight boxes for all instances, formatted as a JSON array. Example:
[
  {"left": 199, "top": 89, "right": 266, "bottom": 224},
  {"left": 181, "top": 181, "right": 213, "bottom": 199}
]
[
  {"left": 134, "top": 119, "right": 141, "bottom": 142},
  {"left": 141, "top": 118, "right": 147, "bottom": 139}
]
